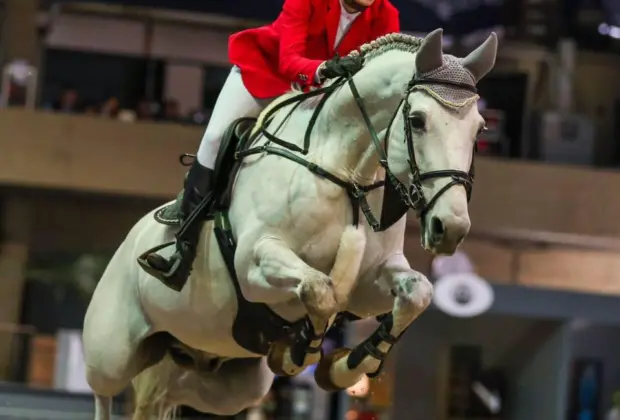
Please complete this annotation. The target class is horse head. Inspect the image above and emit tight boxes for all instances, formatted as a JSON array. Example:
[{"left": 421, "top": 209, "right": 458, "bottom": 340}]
[{"left": 362, "top": 29, "right": 497, "bottom": 254}]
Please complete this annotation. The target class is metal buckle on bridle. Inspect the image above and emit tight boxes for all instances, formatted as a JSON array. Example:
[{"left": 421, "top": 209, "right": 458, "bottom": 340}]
[{"left": 350, "top": 183, "right": 365, "bottom": 200}]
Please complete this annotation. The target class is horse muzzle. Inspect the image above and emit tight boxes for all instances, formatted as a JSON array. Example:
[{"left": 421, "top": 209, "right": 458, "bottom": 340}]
[{"left": 422, "top": 206, "right": 471, "bottom": 255}]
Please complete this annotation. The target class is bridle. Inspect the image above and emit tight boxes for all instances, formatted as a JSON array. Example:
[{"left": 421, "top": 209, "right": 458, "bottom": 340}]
[
  {"left": 235, "top": 69, "right": 478, "bottom": 232},
  {"left": 354, "top": 76, "right": 478, "bottom": 224}
]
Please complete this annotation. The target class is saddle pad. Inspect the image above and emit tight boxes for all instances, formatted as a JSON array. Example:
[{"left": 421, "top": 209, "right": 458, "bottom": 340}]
[{"left": 154, "top": 191, "right": 183, "bottom": 226}]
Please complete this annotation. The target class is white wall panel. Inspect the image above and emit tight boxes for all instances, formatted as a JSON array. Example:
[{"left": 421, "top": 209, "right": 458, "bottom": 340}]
[
  {"left": 46, "top": 14, "right": 145, "bottom": 56},
  {"left": 150, "top": 23, "right": 232, "bottom": 65},
  {"left": 44, "top": 14, "right": 233, "bottom": 66},
  {"left": 164, "top": 63, "right": 204, "bottom": 114}
]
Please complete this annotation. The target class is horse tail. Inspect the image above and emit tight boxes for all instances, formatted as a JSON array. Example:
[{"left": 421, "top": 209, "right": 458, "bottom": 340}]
[
  {"left": 131, "top": 354, "right": 179, "bottom": 420},
  {"left": 330, "top": 225, "right": 367, "bottom": 307}
]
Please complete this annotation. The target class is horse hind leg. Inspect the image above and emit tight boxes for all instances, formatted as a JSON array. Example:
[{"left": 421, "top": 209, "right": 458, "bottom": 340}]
[
  {"left": 84, "top": 247, "right": 169, "bottom": 418},
  {"left": 88, "top": 333, "right": 169, "bottom": 420},
  {"left": 94, "top": 395, "right": 112, "bottom": 420},
  {"left": 315, "top": 253, "right": 433, "bottom": 391},
  {"left": 131, "top": 352, "right": 182, "bottom": 420},
  {"left": 248, "top": 226, "right": 366, "bottom": 376},
  {"left": 166, "top": 358, "right": 274, "bottom": 417}
]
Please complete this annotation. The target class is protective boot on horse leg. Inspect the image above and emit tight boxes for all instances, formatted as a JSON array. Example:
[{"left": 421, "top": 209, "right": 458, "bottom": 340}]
[
  {"left": 260, "top": 226, "right": 366, "bottom": 377},
  {"left": 315, "top": 250, "right": 434, "bottom": 391}
]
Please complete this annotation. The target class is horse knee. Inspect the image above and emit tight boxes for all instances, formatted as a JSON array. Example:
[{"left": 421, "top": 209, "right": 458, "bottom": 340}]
[
  {"left": 396, "top": 273, "right": 433, "bottom": 311},
  {"left": 298, "top": 272, "right": 337, "bottom": 318}
]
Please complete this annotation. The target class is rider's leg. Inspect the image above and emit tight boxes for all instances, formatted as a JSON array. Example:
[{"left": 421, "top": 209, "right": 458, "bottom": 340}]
[{"left": 145, "top": 66, "right": 264, "bottom": 291}]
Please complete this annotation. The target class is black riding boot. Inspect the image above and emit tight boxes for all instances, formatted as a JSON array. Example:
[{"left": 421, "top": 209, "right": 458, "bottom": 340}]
[{"left": 145, "top": 161, "right": 214, "bottom": 291}]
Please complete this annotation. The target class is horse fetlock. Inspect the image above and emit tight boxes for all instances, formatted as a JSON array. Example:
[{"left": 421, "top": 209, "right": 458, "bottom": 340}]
[
  {"left": 293, "top": 345, "right": 323, "bottom": 369},
  {"left": 268, "top": 343, "right": 310, "bottom": 376},
  {"left": 267, "top": 338, "right": 319, "bottom": 377},
  {"left": 298, "top": 272, "right": 337, "bottom": 318},
  {"left": 353, "top": 354, "right": 382, "bottom": 378},
  {"left": 331, "top": 353, "right": 374, "bottom": 390},
  {"left": 290, "top": 337, "right": 324, "bottom": 367}
]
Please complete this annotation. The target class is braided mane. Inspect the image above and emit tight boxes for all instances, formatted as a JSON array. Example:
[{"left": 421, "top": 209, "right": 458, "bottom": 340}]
[
  {"left": 348, "top": 33, "right": 423, "bottom": 62},
  {"left": 253, "top": 33, "right": 423, "bottom": 132}
]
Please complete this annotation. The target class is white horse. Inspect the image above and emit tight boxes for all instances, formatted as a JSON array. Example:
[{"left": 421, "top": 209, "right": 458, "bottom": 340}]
[{"left": 83, "top": 28, "right": 497, "bottom": 419}]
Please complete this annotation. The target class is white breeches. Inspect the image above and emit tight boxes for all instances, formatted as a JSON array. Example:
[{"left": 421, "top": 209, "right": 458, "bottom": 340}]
[{"left": 196, "top": 66, "right": 267, "bottom": 169}]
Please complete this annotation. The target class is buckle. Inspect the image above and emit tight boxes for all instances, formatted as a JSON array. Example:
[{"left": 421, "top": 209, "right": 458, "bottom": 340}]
[{"left": 350, "top": 183, "right": 365, "bottom": 200}]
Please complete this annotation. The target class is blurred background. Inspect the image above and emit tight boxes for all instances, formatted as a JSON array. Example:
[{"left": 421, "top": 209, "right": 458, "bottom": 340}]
[{"left": 1, "top": 0, "right": 620, "bottom": 419}]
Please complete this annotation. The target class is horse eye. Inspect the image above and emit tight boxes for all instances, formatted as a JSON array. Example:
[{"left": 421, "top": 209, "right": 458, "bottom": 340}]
[{"left": 409, "top": 113, "right": 426, "bottom": 131}]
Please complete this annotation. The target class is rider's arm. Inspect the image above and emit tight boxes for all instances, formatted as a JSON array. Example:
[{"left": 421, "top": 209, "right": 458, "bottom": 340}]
[
  {"left": 278, "top": 0, "right": 325, "bottom": 88},
  {"left": 371, "top": 2, "right": 400, "bottom": 37}
]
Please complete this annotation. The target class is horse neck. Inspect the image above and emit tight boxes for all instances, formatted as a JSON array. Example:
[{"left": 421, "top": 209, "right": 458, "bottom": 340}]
[{"left": 314, "top": 53, "right": 414, "bottom": 184}]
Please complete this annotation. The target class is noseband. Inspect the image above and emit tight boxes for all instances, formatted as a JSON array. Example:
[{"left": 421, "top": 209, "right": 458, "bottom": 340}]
[{"left": 236, "top": 71, "right": 478, "bottom": 232}]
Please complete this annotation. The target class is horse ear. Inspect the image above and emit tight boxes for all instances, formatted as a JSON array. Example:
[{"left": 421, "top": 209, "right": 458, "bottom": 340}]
[
  {"left": 415, "top": 28, "right": 444, "bottom": 75},
  {"left": 462, "top": 32, "right": 498, "bottom": 82}
]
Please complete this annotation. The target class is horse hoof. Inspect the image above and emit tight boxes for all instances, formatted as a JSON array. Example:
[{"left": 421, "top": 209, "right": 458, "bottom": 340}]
[
  {"left": 314, "top": 347, "right": 351, "bottom": 392},
  {"left": 266, "top": 340, "right": 299, "bottom": 377}
]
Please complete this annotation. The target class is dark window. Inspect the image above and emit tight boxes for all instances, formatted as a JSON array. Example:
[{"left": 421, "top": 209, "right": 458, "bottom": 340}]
[
  {"left": 203, "top": 65, "right": 231, "bottom": 110},
  {"left": 42, "top": 48, "right": 164, "bottom": 109}
]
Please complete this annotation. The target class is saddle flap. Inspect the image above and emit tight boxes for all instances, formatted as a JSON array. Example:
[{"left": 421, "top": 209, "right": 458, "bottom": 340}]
[{"left": 213, "top": 117, "right": 257, "bottom": 210}]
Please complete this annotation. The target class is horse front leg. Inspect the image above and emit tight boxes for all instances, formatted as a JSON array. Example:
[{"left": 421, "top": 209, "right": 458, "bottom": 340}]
[
  {"left": 246, "top": 237, "right": 333, "bottom": 376},
  {"left": 245, "top": 226, "right": 366, "bottom": 377},
  {"left": 315, "top": 252, "right": 433, "bottom": 391}
]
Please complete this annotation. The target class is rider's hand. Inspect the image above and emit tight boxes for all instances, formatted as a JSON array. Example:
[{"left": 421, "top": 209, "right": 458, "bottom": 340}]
[{"left": 319, "top": 55, "right": 363, "bottom": 80}]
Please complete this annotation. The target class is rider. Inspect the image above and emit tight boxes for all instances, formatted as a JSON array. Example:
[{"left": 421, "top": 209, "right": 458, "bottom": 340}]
[{"left": 145, "top": 0, "right": 400, "bottom": 291}]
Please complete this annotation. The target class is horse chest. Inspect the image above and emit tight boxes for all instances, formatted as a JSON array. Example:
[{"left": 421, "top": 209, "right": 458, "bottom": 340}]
[{"left": 274, "top": 189, "right": 352, "bottom": 270}]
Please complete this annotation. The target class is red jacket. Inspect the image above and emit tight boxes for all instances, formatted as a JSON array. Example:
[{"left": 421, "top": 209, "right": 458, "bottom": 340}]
[{"left": 228, "top": 0, "right": 400, "bottom": 99}]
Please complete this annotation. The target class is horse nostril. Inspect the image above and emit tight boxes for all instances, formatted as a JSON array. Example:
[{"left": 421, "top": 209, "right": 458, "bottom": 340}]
[{"left": 429, "top": 216, "right": 445, "bottom": 243}]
